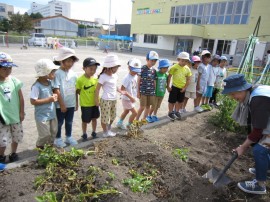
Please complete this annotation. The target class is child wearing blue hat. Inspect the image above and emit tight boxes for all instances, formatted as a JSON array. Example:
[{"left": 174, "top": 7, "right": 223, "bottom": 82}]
[
  {"left": 0, "top": 52, "right": 25, "bottom": 163},
  {"left": 149, "top": 59, "right": 170, "bottom": 121},
  {"left": 223, "top": 74, "right": 270, "bottom": 195}
]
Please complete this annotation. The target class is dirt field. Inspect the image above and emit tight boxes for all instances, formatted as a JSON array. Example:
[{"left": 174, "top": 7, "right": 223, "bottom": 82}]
[
  {"left": 1, "top": 112, "right": 269, "bottom": 202},
  {"left": 1, "top": 46, "right": 196, "bottom": 156}
]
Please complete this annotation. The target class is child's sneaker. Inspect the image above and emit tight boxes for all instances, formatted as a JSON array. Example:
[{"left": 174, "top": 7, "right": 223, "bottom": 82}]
[
  {"left": 249, "top": 168, "right": 270, "bottom": 180},
  {"left": 0, "top": 163, "right": 6, "bottom": 171},
  {"left": 175, "top": 112, "right": 181, "bottom": 120},
  {"left": 54, "top": 138, "right": 67, "bottom": 148},
  {"left": 179, "top": 109, "right": 184, "bottom": 114},
  {"left": 146, "top": 116, "right": 154, "bottom": 123},
  {"left": 116, "top": 121, "right": 127, "bottom": 130},
  {"left": 194, "top": 106, "right": 203, "bottom": 113},
  {"left": 103, "top": 132, "right": 109, "bottom": 138},
  {"left": 200, "top": 104, "right": 208, "bottom": 111},
  {"left": 81, "top": 133, "right": 88, "bottom": 141},
  {"left": 108, "top": 130, "right": 116, "bottom": 137},
  {"left": 0, "top": 155, "right": 6, "bottom": 163},
  {"left": 65, "top": 137, "right": 78, "bottom": 146},
  {"left": 91, "top": 132, "right": 97, "bottom": 139},
  {"left": 237, "top": 179, "right": 266, "bottom": 194},
  {"left": 167, "top": 112, "right": 176, "bottom": 121},
  {"left": 9, "top": 153, "right": 19, "bottom": 162},
  {"left": 151, "top": 115, "right": 159, "bottom": 122}
]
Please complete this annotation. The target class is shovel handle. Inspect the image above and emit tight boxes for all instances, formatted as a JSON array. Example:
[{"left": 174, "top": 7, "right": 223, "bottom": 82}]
[
  {"left": 213, "top": 151, "right": 238, "bottom": 184},
  {"left": 221, "top": 151, "right": 238, "bottom": 174}
]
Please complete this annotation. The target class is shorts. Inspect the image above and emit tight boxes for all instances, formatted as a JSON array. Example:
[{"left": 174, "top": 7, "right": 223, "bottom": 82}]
[
  {"left": 203, "top": 86, "right": 214, "bottom": 98},
  {"left": 140, "top": 95, "right": 155, "bottom": 107},
  {"left": 153, "top": 96, "right": 164, "bottom": 110},
  {"left": 197, "top": 82, "right": 207, "bottom": 94},
  {"left": 122, "top": 99, "right": 135, "bottom": 110},
  {"left": 36, "top": 118, "right": 57, "bottom": 147},
  {"left": 81, "top": 106, "right": 100, "bottom": 123},
  {"left": 168, "top": 86, "right": 185, "bottom": 103},
  {"left": 100, "top": 99, "right": 117, "bottom": 125},
  {"left": 0, "top": 122, "right": 24, "bottom": 147},
  {"left": 185, "top": 91, "right": 196, "bottom": 99}
]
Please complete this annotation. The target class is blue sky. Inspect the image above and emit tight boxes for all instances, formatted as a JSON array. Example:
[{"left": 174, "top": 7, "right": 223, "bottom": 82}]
[{"left": 5, "top": 0, "right": 132, "bottom": 23}]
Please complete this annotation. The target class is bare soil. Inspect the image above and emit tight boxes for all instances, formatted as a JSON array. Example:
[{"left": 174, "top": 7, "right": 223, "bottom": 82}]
[{"left": 1, "top": 112, "right": 269, "bottom": 202}]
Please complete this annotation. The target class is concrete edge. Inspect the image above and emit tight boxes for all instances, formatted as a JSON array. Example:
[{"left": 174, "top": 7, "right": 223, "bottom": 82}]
[{"left": 5, "top": 110, "right": 200, "bottom": 170}]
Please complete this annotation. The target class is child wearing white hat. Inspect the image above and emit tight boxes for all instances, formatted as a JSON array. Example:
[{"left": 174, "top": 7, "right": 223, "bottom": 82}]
[
  {"left": 52, "top": 47, "right": 79, "bottom": 148},
  {"left": 30, "top": 59, "right": 59, "bottom": 149},
  {"left": 95, "top": 54, "right": 121, "bottom": 137},
  {"left": 116, "top": 58, "right": 142, "bottom": 129}
]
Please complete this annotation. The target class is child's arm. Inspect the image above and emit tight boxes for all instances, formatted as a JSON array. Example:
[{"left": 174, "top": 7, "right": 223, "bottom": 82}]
[
  {"left": 95, "top": 83, "right": 101, "bottom": 106},
  {"left": 167, "top": 74, "right": 172, "bottom": 92},
  {"left": 181, "top": 76, "right": 191, "bottom": 93},
  {"left": 53, "top": 88, "right": 67, "bottom": 112},
  {"left": 18, "top": 89, "right": 25, "bottom": 122},
  {"left": 137, "top": 76, "right": 141, "bottom": 99},
  {"left": 30, "top": 94, "right": 58, "bottom": 105},
  {"left": 121, "top": 85, "right": 135, "bottom": 103},
  {"left": 196, "top": 73, "right": 201, "bottom": 91}
]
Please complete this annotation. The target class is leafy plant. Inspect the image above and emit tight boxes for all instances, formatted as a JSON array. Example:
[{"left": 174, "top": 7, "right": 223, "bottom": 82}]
[
  {"left": 112, "top": 158, "right": 119, "bottom": 166},
  {"left": 122, "top": 166, "right": 158, "bottom": 193},
  {"left": 107, "top": 172, "right": 116, "bottom": 180},
  {"left": 35, "top": 146, "right": 120, "bottom": 201},
  {"left": 209, "top": 94, "right": 247, "bottom": 133},
  {"left": 172, "top": 148, "right": 189, "bottom": 162}
]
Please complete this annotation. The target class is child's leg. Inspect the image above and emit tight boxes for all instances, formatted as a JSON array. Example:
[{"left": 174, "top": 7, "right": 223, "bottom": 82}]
[
  {"left": 205, "top": 97, "right": 210, "bottom": 104},
  {"left": 120, "top": 109, "right": 130, "bottom": 121},
  {"left": 168, "top": 102, "right": 175, "bottom": 112},
  {"left": 65, "top": 107, "right": 75, "bottom": 137},
  {"left": 183, "top": 97, "right": 189, "bottom": 109},
  {"left": 56, "top": 108, "right": 65, "bottom": 138},
  {"left": 0, "top": 147, "right": 5, "bottom": 156},
  {"left": 108, "top": 100, "right": 117, "bottom": 129},
  {"left": 91, "top": 119, "right": 97, "bottom": 132},
  {"left": 100, "top": 99, "right": 109, "bottom": 133},
  {"left": 149, "top": 105, "right": 155, "bottom": 116},
  {"left": 136, "top": 106, "right": 145, "bottom": 120},
  {"left": 136, "top": 95, "right": 147, "bottom": 120},
  {"left": 82, "top": 122, "right": 87, "bottom": 134},
  {"left": 128, "top": 108, "right": 137, "bottom": 124},
  {"left": 11, "top": 141, "right": 18, "bottom": 154},
  {"left": 195, "top": 92, "right": 202, "bottom": 106},
  {"left": 201, "top": 96, "right": 206, "bottom": 105}
]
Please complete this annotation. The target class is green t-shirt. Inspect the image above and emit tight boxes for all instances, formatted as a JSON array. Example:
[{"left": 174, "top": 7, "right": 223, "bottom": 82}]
[
  {"left": 0, "top": 76, "right": 23, "bottom": 124},
  {"left": 76, "top": 74, "right": 98, "bottom": 107},
  {"left": 156, "top": 71, "right": 168, "bottom": 97},
  {"left": 168, "top": 64, "right": 192, "bottom": 88}
]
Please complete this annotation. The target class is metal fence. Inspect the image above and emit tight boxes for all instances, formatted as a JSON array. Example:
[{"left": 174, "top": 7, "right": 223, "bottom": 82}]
[{"left": 0, "top": 35, "right": 130, "bottom": 51}]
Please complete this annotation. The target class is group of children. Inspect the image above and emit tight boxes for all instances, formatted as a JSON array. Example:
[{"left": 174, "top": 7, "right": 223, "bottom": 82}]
[{"left": 0, "top": 47, "right": 228, "bottom": 166}]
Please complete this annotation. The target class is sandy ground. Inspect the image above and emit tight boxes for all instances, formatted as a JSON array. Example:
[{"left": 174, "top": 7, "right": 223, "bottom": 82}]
[{"left": 1, "top": 46, "right": 195, "bottom": 154}]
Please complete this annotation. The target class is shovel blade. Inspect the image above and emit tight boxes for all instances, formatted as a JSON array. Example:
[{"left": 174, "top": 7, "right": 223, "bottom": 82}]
[{"left": 202, "top": 167, "right": 232, "bottom": 187}]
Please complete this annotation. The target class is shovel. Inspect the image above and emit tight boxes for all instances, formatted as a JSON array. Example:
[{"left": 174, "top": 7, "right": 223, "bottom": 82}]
[{"left": 202, "top": 151, "right": 238, "bottom": 188}]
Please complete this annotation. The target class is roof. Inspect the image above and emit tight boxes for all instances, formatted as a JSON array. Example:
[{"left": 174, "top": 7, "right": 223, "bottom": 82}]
[{"left": 32, "top": 15, "right": 78, "bottom": 24}]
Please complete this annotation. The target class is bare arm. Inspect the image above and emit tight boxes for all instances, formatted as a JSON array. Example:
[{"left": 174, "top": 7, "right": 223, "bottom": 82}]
[
  {"left": 167, "top": 74, "right": 172, "bottom": 92},
  {"left": 95, "top": 83, "right": 101, "bottom": 106},
  {"left": 30, "top": 94, "right": 57, "bottom": 105},
  {"left": 196, "top": 73, "right": 201, "bottom": 91},
  {"left": 181, "top": 76, "right": 191, "bottom": 92},
  {"left": 18, "top": 89, "right": 25, "bottom": 122},
  {"left": 121, "top": 85, "right": 135, "bottom": 103},
  {"left": 137, "top": 76, "right": 141, "bottom": 99}
]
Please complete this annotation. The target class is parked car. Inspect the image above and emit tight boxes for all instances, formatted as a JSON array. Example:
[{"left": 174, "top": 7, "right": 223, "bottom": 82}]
[{"left": 28, "top": 33, "right": 46, "bottom": 46}]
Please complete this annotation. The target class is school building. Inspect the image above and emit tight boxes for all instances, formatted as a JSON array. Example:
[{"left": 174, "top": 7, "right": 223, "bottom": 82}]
[{"left": 130, "top": 0, "right": 270, "bottom": 66}]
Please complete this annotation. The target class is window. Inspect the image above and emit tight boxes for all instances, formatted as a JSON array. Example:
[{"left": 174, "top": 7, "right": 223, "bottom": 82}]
[
  {"left": 169, "top": 1, "right": 252, "bottom": 25},
  {"left": 144, "top": 34, "right": 158, "bottom": 44},
  {"left": 0, "top": 6, "right": 5, "bottom": 12}
]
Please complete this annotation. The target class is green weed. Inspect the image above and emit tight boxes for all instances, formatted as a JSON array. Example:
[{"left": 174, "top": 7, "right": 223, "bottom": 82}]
[{"left": 172, "top": 148, "right": 189, "bottom": 162}]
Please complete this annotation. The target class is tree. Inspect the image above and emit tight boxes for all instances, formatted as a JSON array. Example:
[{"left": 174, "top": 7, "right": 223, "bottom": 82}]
[
  {"left": 30, "top": 12, "right": 43, "bottom": 19},
  {"left": 0, "top": 18, "right": 10, "bottom": 32},
  {"left": 9, "top": 12, "right": 33, "bottom": 34}
]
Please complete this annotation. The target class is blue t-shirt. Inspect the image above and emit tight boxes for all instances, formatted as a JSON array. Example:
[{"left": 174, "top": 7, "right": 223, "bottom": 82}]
[
  {"left": 30, "top": 81, "right": 56, "bottom": 122},
  {"left": 139, "top": 65, "right": 156, "bottom": 96},
  {"left": 53, "top": 68, "right": 77, "bottom": 108}
]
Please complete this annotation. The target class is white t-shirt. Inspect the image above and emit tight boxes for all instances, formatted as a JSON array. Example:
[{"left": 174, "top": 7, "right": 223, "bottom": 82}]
[
  {"left": 207, "top": 65, "right": 217, "bottom": 87},
  {"left": 98, "top": 73, "right": 118, "bottom": 100},
  {"left": 186, "top": 67, "right": 198, "bottom": 93},
  {"left": 121, "top": 73, "right": 137, "bottom": 101},
  {"left": 198, "top": 63, "right": 208, "bottom": 88},
  {"left": 215, "top": 67, "right": 227, "bottom": 89}
]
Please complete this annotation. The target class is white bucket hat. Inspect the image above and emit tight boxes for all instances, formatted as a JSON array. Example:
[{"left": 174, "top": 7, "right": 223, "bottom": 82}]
[
  {"left": 177, "top": 52, "right": 190, "bottom": 60},
  {"left": 53, "top": 47, "right": 79, "bottom": 62},
  {"left": 103, "top": 54, "right": 121, "bottom": 68},
  {"left": 35, "top": 59, "right": 59, "bottom": 77}
]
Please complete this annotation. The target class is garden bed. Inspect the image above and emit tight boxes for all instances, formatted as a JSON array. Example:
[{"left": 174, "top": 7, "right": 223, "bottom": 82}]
[{"left": 0, "top": 112, "right": 269, "bottom": 202}]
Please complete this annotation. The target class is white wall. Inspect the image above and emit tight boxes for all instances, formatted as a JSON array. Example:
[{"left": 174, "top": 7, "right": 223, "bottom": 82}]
[
  {"left": 254, "top": 42, "right": 266, "bottom": 61},
  {"left": 192, "top": 37, "right": 203, "bottom": 52},
  {"left": 134, "top": 34, "right": 174, "bottom": 50}
]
